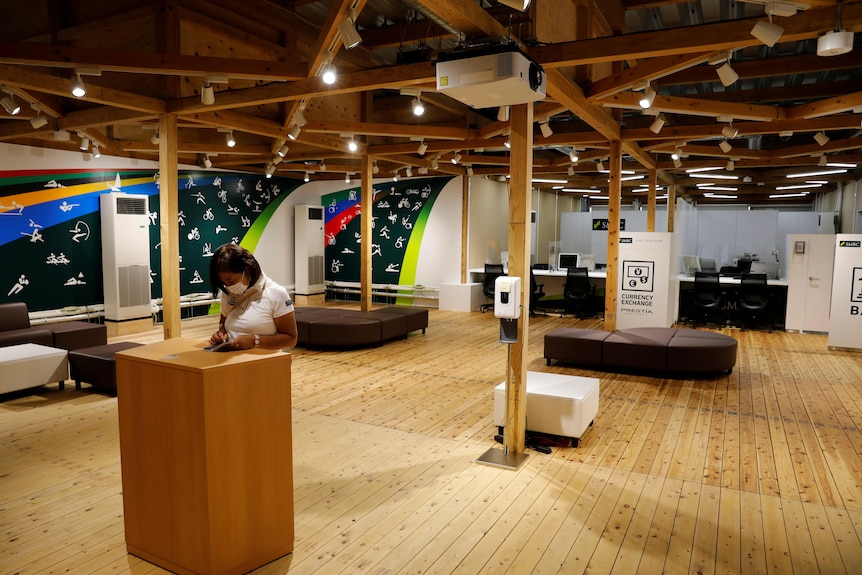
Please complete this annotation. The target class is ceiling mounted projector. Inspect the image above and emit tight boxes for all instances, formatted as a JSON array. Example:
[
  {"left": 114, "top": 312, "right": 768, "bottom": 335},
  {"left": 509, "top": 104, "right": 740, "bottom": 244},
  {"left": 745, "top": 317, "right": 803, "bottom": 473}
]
[
  {"left": 435, "top": 44, "right": 546, "bottom": 109},
  {"left": 817, "top": 29, "right": 854, "bottom": 56}
]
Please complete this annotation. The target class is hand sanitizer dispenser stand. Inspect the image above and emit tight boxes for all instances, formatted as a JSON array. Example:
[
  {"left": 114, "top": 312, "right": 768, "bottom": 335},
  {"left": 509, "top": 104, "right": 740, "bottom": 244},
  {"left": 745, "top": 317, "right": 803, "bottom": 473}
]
[{"left": 477, "top": 276, "right": 530, "bottom": 469}]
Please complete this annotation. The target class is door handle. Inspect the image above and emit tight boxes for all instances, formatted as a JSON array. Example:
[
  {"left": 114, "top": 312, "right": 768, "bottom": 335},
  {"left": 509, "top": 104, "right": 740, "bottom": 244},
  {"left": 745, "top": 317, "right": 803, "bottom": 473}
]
[{"left": 809, "top": 276, "right": 819, "bottom": 281}]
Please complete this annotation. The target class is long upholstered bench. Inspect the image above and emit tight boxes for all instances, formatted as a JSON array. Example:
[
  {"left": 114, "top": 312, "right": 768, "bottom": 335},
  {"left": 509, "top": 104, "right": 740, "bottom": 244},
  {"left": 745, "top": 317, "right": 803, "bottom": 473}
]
[
  {"left": 293, "top": 306, "right": 428, "bottom": 348},
  {"left": 544, "top": 326, "right": 737, "bottom": 375}
]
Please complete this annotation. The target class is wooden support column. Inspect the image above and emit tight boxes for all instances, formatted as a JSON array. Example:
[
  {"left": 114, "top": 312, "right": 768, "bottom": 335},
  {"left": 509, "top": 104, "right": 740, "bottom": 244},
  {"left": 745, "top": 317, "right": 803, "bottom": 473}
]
[
  {"left": 158, "top": 113, "right": 181, "bottom": 339},
  {"left": 360, "top": 154, "right": 373, "bottom": 311},
  {"left": 647, "top": 169, "right": 657, "bottom": 232},
  {"left": 667, "top": 184, "right": 677, "bottom": 233},
  {"left": 604, "top": 140, "right": 622, "bottom": 333},
  {"left": 504, "top": 102, "right": 533, "bottom": 456},
  {"left": 460, "top": 175, "right": 469, "bottom": 284}
]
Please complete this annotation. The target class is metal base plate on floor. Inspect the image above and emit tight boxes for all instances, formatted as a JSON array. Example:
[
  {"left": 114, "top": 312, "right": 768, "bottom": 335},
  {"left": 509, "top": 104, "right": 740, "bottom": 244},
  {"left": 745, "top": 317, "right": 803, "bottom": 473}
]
[{"left": 475, "top": 447, "right": 529, "bottom": 470}]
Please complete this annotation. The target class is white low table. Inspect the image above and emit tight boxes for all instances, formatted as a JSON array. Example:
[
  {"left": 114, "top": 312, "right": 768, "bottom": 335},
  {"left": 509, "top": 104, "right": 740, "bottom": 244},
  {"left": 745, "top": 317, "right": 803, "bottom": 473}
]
[
  {"left": 0, "top": 343, "right": 68, "bottom": 395},
  {"left": 494, "top": 371, "right": 600, "bottom": 447}
]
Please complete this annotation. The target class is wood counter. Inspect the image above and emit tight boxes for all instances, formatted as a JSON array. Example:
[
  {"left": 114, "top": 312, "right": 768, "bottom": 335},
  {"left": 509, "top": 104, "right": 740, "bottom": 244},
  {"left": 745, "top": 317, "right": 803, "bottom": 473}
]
[{"left": 115, "top": 338, "right": 293, "bottom": 575}]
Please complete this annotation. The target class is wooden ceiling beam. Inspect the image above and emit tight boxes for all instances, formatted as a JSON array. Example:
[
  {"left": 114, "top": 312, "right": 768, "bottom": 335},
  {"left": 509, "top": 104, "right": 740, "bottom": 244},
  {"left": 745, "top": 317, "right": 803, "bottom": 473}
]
[
  {"left": 598, "top": 91, "right": 780, "bottom": 121},
  {"left": 624, "top": 114, "right": 862, "bottom": 141},
  {"left": 587, "top": 51, "right": 716, "bottom": 100},
  {"left": 301, "top": 120, "right": 470, "bottom": 140},
  {"left": 0, "top": 41, "right": 308, "bottom": 81},
  {"left": 0, "top": 63, "right": 165, "bottom": 114},
  {"left": 531, "top": 4, "right": 862, "bottom": 67},
  {"left": 661, "top": 52, "right": 862, "bottom": 86},
  {"left": 785, "top": 91, "right": 862, "bottom": 120}
]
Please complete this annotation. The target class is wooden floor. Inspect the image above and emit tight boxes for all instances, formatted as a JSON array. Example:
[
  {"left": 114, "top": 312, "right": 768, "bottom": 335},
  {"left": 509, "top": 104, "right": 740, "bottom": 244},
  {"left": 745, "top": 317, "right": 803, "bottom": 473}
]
[{"left": 2, "top": 307, "right": 862, "bottom": 575}]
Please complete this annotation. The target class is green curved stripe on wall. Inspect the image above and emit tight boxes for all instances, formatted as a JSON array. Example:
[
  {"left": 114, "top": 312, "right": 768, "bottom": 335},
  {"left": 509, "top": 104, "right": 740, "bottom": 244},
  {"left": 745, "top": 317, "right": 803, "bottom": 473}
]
[
  {"left": 238, "top": 182, "right": 299, "bottom": 253},
  {"left": 395, "top": 194, "right": 439, "bottom": 305}
]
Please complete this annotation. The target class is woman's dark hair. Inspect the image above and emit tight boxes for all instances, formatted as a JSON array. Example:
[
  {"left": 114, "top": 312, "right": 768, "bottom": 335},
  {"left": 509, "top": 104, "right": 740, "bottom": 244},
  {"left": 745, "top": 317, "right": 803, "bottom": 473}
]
[{"left": 209, "top": 243, "right": 262, "bottom": 296}]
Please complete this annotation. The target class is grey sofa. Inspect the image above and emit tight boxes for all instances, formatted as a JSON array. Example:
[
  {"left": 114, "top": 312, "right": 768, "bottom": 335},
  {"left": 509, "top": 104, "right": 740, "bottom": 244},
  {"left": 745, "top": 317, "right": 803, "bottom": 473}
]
[
  {"left": 544, "top": 326, "right": 737, "bottom": 375},
  {"left": 294, "top": 306, "right": 428, "bottom": 348},
  {"left": 0, "top": 302, "right": 107, "bottom": 351}
]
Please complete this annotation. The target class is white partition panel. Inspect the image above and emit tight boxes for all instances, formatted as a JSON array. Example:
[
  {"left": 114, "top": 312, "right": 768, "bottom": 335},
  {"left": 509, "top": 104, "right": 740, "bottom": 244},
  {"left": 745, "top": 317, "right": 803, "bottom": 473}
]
[{"left": 828, "top": 234, "right": 862, "bottom": 349}]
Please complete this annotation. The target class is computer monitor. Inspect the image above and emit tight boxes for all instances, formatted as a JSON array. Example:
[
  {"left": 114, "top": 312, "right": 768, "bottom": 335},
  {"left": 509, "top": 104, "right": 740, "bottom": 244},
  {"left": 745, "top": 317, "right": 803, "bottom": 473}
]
[
  {"left": 579, "top": 254, "right": 595, "bottom": 272},
  {"left": 699, "top": 257, "right": 717, "bottom": 273},
  {"left": 750, "top": 261, "right": 779, "bottom": 279},
  {"left": 682, "top": 255, "right": 700, "bottom": 275},
  {"left": 558, "top": 253, "right": 579, "bottom": 270}
]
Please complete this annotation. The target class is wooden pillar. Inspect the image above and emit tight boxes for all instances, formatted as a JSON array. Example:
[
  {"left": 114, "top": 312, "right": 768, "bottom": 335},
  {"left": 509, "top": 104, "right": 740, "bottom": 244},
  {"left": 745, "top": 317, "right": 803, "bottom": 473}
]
[
  {"left": 647, "top": 169, "right": 657, "bottom": 232},
  {"left": 604, "top": 140, "right": 622, "bottom": 332},
  {"left": 504, "top": 103, "right": 533, "bottom": 455},
  {"left": 158, "top": 113, "right": 181, "bottom": 339},
  {"left": 460, "top": 174, "right": 469, "bottom": 284},
  {"left": 360, "top": 154, "right": 373, "bottom": 311},
  {"left": 667, "top": 184, "right": 676, "bottom": 233}
]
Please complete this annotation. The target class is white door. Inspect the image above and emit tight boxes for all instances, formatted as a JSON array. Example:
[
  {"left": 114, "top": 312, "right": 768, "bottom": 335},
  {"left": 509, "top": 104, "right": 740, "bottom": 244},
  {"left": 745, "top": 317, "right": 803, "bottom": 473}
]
[{"left": 802, "top": 235, "right": 836, "bottom": 332}]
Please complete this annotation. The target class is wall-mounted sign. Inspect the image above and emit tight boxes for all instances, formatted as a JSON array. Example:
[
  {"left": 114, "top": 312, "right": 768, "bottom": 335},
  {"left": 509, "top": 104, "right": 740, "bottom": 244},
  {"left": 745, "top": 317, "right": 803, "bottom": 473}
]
[{"left": 593, "top": 218, "right": 625, "bottom": 231}]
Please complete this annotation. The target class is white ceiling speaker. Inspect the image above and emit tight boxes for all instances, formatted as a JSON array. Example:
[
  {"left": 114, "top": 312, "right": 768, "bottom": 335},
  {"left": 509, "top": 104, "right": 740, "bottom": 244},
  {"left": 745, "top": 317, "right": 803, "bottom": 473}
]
[{"left": 817, "top": 29, "right": 854, "bottom": 56}]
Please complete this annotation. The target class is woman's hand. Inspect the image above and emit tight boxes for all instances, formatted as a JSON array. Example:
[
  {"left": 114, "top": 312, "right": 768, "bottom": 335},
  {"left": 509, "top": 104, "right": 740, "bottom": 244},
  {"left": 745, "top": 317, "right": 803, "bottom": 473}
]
[
  {"left": 209, "top": 328, "right": 228, "bottom": 345},
  {"left": 229, "top": 334, "right": 256, "bottom": 350}
]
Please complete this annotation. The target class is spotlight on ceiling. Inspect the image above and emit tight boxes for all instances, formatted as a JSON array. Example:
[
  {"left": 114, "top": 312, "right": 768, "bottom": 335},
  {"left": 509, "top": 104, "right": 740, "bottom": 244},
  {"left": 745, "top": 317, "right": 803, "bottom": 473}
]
[
  {"left": 225, "top": 130, "right": 236, "bottom": 147},
  {"left": 1, "top": 95, "right": 20, "bottom": 115},
  {"left": 721, "top": 124, "right": 738, "bottom": 138},
  {"left": 751, "top": 19, "right": 785, "bottom": 47},
  {"left": 79, "top": 135, "right": 90, "bottom": 151},
  {"left": 417, "top": 140, "right": 428, "bottom": 155},
  {"left": 430, "top": 157, "right": 439, "bottom": 169},
  {"left": 716, "top": 62, "right": 739, "bottom": 87},
  {"left": 466, "top": 165, "right": 474, "bottom": 176},
  {"left": 638, "top": 85, "right": 656, "bottom": 109},
  {"left": 304, "top": 172, "right": 310, "bottom": 182},
  {"left": 201, "top": 83, "right": 214, "bottom": 105},
  {"left": 726, "top": 159, "right": 735, "bottom": 171},
  {"left": 277, "top": 144, "right": 290, "bottom": 157},
  {"left": 539, "top": 120, "right": 553, "bottom": 138},
  {"left": 321, "top": 56, "right": 337, "bottom": 85},
  {"left": 673, "top": 157, "right": 683, "bottom": 168},
  {"left": 92, "top": 145, "right": 101, "bottom": 159},
  {"left": 497, "top": 106, "right": 510, "bottom": 122},
  {"left": 288, "top": 124, "right": 302, "bottom": 140},
  {"left": 202, "top": 154, "right": 212, "bottom": 169},
  {"left": 372, "top": 161, "right": 379, "bottom": 174},
  {"left": 451, "top": 151, "right": 461, "bottom": 164},
  {"left": 596, "top": 160, "right": 605, "bottom": 172},
  {"left": 649, "top": 114, "right": 667, "bottom": 134},
  {"left": 70, "top": 74, "right": 86, "bottom": 98},
  {"left": 30, "top": 109, "right": 49, "bottom": 129},
  {"left": 719, "top": 139, "right": 733, "bottom": 153},
  {"left": 150, "top": 132, "right": 160, "bottom": 145},
  {"left": 814, "top": 131, "right": 830, "bottom": 146},
  {"left": 406, "top": 166, "right": 413, "bottom": 178},
  {"left": 345, "top": 173, "right": 351, "bottom": 183},
  {"left": 337, "top": 9, "right": 363, "bottom": 50},
  {"left": 819, "top": 154, "right": 828, "bottom": 166},
  {"left": 569, "top": 149, "right": 579, "bottom": 163},
  {"left": 412, "top": 97, "right": 425, "bottom": 116}
]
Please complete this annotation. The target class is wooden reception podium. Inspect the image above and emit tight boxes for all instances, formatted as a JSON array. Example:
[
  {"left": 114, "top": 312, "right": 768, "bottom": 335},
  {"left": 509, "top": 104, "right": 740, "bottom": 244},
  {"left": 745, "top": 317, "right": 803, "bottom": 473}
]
[{"left": 115, "top": 338, "right": 293, "bottom": 575}]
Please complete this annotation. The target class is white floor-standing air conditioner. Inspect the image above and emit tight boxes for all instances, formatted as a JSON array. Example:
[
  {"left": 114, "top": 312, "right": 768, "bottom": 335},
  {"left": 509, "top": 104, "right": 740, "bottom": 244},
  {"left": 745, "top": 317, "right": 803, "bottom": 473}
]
[
  {"left": 294, "top": 205, "right": 325, "bottom": 295},
  {"left": 100, "top": 192, "right": 151, "bottom": 321}
]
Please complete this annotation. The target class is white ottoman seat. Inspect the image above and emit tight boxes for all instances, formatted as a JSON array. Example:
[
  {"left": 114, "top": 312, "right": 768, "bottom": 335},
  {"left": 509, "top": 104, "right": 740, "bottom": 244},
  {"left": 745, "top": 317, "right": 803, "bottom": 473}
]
[
  {"left": 0, "top": 343, "right": 68, "bottom": 396},
  {"left": 494, "top": 371, "right": 600, "bottom": 447}
]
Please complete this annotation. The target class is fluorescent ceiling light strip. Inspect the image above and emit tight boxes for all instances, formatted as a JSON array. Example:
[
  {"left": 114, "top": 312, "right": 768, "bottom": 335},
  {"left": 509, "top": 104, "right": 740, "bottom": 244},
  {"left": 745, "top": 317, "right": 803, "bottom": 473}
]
[
  {"left": 561, "top": 188, "right": 596, "bottom": 193},
  {"left": 685, "top": 167, "right": 723, "bottom": 173},
  {"left": 774, "top": 183, "right": 824, "bottom": 191},
  {"left": 826, "top": 163, "right": 857, "bottom": 168},
  {"left": 702, "top": 186, "right": 738, "bottom": 192},
  {"left": 531, "top": 178, "right": 568, "bottom": 184},
  {"left": 587, "top": 195, "right": 608, "bottom": 199},
  {"left": 786, "top": 169, "right": 847, "bottom": 178},
  {"left": 689, "top": 173, "right": 739, "bottom": 180},
  {"left": 703, "top": 193, "right": 738, "bottom": 199},
  {"left": 598, "top": 169, "right": 636, "bottom": 174},
  {"left": 770, "top": 192, "right": 810, "bottom": 198}
]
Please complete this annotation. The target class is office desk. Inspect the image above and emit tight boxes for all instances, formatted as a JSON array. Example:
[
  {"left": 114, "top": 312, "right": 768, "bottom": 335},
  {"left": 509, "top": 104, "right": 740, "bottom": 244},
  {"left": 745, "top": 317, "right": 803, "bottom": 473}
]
[
  {"left": 116, "top": 338, "right": 294, "bottom": 575},
  {"left": 468, "top": 268, "right": 607, "bottom": 295},
  {"left": 676, "top": 274, "right": 788, "bottom": 328}
]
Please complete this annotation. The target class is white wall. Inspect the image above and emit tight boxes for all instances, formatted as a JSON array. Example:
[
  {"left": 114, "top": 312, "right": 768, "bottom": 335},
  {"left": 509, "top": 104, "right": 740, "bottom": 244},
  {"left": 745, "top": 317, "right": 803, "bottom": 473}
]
[{"left": 467, "top": 176, "right": 509, "bottom": 268}]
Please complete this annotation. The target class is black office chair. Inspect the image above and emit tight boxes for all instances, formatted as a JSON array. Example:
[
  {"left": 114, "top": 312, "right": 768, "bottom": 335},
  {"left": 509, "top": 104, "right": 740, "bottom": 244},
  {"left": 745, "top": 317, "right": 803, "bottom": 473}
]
[
  {"left": 529, "top": 265, "right": 546, "bottom": 317},
  {"left": 691, "top": 271, "right": 722, "bottom": 327},
  {"left": 738, "top": 273, "right": 770, "bottom": 331},
  {"left": 480, "top": 263, "right": 505, "bottom": 312},
  {"left": 562, "top": 267, "right": 594, "bottom": 319}
]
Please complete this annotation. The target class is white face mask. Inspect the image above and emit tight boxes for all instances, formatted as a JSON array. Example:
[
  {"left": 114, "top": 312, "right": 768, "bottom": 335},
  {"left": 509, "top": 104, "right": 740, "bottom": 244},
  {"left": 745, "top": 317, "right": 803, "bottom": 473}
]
[{"left": 224, "top": 271, "right": 247, "bottom": 295}]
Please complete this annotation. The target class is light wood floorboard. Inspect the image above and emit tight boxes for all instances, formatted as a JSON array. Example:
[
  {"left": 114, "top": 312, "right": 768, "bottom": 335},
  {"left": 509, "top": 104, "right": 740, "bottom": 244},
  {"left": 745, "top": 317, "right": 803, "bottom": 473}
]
[{"left": 2, "top": 307, "right": 862, "bottom": 574}]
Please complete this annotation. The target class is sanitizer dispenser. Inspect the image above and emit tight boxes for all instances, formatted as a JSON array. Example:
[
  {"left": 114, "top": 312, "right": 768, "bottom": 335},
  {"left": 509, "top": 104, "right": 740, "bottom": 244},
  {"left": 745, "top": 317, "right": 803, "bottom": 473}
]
[{"left": 494, "top": 276, "right": 520, "bottom": 319}]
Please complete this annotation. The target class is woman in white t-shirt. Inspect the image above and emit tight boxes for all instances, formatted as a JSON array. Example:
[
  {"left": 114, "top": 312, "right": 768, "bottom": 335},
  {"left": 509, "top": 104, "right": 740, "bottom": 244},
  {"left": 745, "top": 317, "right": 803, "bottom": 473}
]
[{"left": 208, "top": 243, "right": 298, "bottom": 351}]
